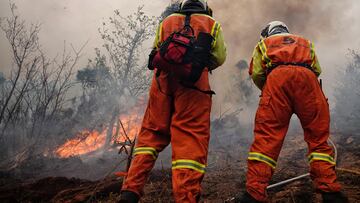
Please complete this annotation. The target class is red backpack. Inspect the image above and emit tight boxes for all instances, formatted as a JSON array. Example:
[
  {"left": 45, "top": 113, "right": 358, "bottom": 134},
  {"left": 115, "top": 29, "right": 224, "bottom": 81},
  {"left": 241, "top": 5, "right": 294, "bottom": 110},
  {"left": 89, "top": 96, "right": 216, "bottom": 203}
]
[{"left": 148, "top": 14, "right": 214, "bottom": 94}]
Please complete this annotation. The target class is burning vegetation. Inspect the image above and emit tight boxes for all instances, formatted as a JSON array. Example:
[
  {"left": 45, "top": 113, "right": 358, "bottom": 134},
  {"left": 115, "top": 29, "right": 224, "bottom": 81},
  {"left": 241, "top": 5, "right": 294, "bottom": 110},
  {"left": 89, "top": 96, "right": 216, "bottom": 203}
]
[
  {"left": 56, "top": 109, "right": 142, "bottom": 158},
  {"left": 0, "top": 2, "right": 152, "bottom": 180},
  {"left": 57, "top": 130, "right": 108, "bottom": 158}
]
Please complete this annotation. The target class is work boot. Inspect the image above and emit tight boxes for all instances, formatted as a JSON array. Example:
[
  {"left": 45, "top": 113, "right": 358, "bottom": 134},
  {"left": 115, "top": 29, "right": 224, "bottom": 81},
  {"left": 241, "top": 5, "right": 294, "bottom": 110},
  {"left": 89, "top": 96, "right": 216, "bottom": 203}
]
[
  {"left": 118, "top": 190, "right": 139, "bottom": 203},
  {"left": 233, "top": 192, "right": 262, "bottom": 203},
  {"left": 322, "top": 192, "right": 348, "bottom": 203}
]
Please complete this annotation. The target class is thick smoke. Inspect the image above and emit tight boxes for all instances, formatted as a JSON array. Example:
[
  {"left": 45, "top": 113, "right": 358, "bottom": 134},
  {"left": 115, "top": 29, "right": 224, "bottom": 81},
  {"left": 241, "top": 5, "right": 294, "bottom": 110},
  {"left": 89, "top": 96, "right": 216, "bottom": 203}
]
[
  {"left": 208, "top": 0, "right": 359, "bottom": 115},
  {"left": 0, "top": 0, "right": 359, "bottom": 179},
  {"left": 0, "top": 0, "right": 165, "bottom": 75},
  {"left": 203, "top": 0, "right": 360, "bottom": 171},
  {"left": 211, "top": 0, "right": 353, "bottom": 61}
]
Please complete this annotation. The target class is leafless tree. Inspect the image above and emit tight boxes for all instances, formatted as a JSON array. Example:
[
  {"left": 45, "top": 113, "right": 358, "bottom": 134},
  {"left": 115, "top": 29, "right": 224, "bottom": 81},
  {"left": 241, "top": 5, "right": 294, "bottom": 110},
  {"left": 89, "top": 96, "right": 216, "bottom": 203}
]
[
  {"left": 0, "top": 3, "right": 85, "bottom": 168},
  {"left": 98, "top": 6, "right": 157, "bottom": 97},
  {"left": 333, "top": 51, "right": 360, "bottom": 135},
  {"left": 0, "top": 3, "right": 40, "bottom": 126},
  {"left": 74, "top": 7, "right": 157, "bottom": 149}
]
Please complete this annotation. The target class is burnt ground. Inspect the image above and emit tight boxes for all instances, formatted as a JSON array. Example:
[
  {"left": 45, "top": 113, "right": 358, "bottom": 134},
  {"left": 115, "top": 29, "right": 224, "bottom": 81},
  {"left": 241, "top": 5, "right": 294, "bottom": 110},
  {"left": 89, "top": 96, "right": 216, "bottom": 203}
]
[
  {"left": 0, "top": 164, "right": 359, "bottom": 203},
  {"left": 0, "top": 131, "right": 359, "bottom": 203}
]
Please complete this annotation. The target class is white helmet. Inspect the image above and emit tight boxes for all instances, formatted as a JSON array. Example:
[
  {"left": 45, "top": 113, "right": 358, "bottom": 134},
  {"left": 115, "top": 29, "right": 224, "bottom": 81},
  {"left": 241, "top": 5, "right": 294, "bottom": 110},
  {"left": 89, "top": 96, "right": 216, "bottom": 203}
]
[
  {"left": 261, "top": 21, "right": 289, "bottom": 39},
  {"left": 180, "top": 0, "right": 208, "bottom": 12}
]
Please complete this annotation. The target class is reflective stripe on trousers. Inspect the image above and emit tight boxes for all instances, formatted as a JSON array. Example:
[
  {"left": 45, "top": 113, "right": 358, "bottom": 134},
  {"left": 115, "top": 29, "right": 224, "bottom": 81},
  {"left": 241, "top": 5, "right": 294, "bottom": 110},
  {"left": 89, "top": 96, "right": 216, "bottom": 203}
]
[
  {"left": 133, "top": 147, "right": 158, "bottom": 160},
  {"left": 172, "top": 159, "right": 206, "bottom": 174},
  {"left": 308, "top": 152, "right": 335, "bottom": 165},
  {"left": 248, "top": 152, "right": 277, "bottom": 169}
]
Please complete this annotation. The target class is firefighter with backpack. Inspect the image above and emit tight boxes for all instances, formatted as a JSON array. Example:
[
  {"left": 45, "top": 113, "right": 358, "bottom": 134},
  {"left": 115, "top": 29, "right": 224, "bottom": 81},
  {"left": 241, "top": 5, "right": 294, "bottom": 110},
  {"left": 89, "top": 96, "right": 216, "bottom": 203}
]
[{"left": 119, "top": 0, "right": 226, "bottom": 202}]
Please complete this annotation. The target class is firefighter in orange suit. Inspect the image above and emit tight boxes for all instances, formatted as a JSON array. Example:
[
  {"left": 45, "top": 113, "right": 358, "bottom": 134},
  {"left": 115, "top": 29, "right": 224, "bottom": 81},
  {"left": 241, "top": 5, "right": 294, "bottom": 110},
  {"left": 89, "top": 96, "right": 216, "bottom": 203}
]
[
  {"left": 237, "top": 21, "right": 348, "bottom": 203},
  {"left": 119, "top": 0, "right": 226, "bottom": 202}
]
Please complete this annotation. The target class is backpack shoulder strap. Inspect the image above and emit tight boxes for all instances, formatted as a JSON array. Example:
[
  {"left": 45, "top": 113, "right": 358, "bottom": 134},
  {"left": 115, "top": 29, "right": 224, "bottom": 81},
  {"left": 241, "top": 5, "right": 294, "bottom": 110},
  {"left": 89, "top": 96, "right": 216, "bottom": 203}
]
[
  {"left": 185, "top": 14, "right": 191, "bottom": 27},
  {"left": 183, "top": 14, "right": 194, "bottom": 35}
]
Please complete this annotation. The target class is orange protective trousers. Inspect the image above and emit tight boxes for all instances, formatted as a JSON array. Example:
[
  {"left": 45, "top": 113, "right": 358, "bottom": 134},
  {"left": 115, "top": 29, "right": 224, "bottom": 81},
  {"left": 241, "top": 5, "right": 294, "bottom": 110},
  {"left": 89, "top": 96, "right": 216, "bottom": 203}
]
[
  {"left": 121, "top": 70, "right": 212, "bottom": 203},
  {"left": 247, "top": 66, "right": 341, "bottom": 202}
]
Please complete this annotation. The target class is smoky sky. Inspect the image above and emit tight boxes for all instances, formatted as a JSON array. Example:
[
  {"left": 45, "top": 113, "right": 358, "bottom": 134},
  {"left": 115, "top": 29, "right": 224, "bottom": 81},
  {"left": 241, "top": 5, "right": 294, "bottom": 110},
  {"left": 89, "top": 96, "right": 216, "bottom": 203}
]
[
  {"left": 211, "top": 0, "right": 359, "bottom": 62},
  {"left": 208, "top": 0, "right": 360, "bottom": 111},
  {"left": 0, "top": 0, "right": 360, "bottom": 111},
  {"left": 0, "top": 0, "right": 167, "bottom": 75}
]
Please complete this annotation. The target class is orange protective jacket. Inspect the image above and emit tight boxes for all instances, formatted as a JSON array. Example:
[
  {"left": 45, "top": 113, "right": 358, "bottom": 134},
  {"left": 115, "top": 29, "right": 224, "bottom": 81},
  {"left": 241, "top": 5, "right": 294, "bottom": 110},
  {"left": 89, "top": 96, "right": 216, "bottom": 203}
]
[{"left": 249, "top": 34, "right": 321, "bottom": 89}]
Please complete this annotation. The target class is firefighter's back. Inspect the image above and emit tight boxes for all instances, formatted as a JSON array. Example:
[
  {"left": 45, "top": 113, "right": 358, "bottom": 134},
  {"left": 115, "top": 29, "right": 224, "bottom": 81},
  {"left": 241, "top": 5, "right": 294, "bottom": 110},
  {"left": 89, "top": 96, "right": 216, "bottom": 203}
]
[
  {"left": 263, "top": 34, "right": 313, "bottom": 66},
  {"left": 159, "top": 13, "right": 218, "bottom": 43}
]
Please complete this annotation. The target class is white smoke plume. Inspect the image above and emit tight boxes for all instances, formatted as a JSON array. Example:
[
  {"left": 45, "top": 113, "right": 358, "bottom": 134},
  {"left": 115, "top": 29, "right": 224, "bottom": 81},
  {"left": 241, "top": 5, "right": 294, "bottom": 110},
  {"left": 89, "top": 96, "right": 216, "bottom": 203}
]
[{"left": 208, "top": 0, "right": 360, "bottom": 113}]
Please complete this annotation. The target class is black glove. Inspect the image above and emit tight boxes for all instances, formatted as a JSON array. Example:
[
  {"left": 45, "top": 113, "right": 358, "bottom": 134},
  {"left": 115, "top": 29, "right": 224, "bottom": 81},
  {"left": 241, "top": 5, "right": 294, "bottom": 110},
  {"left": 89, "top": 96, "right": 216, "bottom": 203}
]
[
  {"left": 148, "top": 49, "right": 157, "bottom": 70},
  {"left": 193, "top": 32, "right": 213, "bottom": 69},
  {"left": 322, "top": 192, "right": 349, "bottom": 203}
]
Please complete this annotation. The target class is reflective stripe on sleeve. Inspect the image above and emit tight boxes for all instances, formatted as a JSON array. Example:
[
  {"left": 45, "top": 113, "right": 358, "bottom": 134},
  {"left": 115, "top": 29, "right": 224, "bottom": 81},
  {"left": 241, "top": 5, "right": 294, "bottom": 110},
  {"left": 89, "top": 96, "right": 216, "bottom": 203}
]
[
  {"left": 172, "top": 159, "right": 206, "bottom": 174},
  {"left": 154, "top": 22, "right": 163, "bottom": 48},
  {"left": 133, "top": 147, "right": 158, "bottom": 159},
  {"left": 258, "top": 40, "right": 272, "bottom": 69},
  {"left": 211, "top": 22, "right": 220, "bottom": 37},
  {"left": 308, "top": 152, "right": 336, "bottom": 165},
  {"left": 158, "top": 22, "right": 163, "bottom": 46},
  {"left": 211, "top": 22, "right": 220, "bottom": 48},
  {"left": 248, "top": 152, "right": 277, "bottom": 169},
  {"left": 310, "top": 42, "right": 316, "bottom": 68}
]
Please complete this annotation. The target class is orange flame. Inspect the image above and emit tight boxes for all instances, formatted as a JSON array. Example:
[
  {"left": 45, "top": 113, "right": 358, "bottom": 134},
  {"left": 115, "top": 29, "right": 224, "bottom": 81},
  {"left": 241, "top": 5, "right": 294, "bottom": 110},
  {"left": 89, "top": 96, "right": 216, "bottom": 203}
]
[
  {"left": 56, "top": 130, "right": 106, "bottom": 158},
  {"left": 56, "top": 100, "right": 145, "bottom": 158}
]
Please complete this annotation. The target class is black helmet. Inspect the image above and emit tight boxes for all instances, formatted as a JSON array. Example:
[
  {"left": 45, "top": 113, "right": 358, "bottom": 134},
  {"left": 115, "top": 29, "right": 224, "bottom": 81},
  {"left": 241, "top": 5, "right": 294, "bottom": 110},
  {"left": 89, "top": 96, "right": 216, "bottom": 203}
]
[{"left": 180, "top": 0, "right": 209, "bottom": 14}]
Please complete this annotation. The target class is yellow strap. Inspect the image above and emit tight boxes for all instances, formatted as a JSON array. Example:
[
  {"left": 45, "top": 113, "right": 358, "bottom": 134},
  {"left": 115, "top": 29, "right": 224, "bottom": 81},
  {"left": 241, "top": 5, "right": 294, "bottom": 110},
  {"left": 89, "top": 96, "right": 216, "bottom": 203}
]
[
  {"left": 308, "top": 152, "right": 335, "bottom": 165},
  {"left": 134, "top": 147, "right": 158, "bottom": 160},
  {"left": 172, "top": 159, "right": 206, "bottom": 174},
  {"left": 248, "top": 152, "right": 277, "bottom": 169},
  {"left": 154, "top": 22, "right": 163, "bottom": 48},
  {"left": 133, "top": 151, "right": 157, "bottom": 159},
  {"left": 250, "top": 45, "right": 267, "bottom": 89},
  {"left": 210, "top": 22, "right": 220, "bottom": 48},
  {"left": 310, "top": 42, "right": 316, "bottom": 68},
  {"left": 210, "top": 22, "right": 219, "bottom": 36},
  {"left": 258, "top": 40, "right": 272, "bottom": 68},
  {"left": 134, "top": 147, "right": 158, "bottom": 153}
]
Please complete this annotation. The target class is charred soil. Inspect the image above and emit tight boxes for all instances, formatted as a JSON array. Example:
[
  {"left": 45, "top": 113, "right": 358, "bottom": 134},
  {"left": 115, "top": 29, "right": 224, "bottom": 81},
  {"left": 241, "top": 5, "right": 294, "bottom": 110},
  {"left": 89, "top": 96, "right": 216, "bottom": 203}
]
[{"left": 0, "top": 133, "right": 359, "bottom": 203}]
